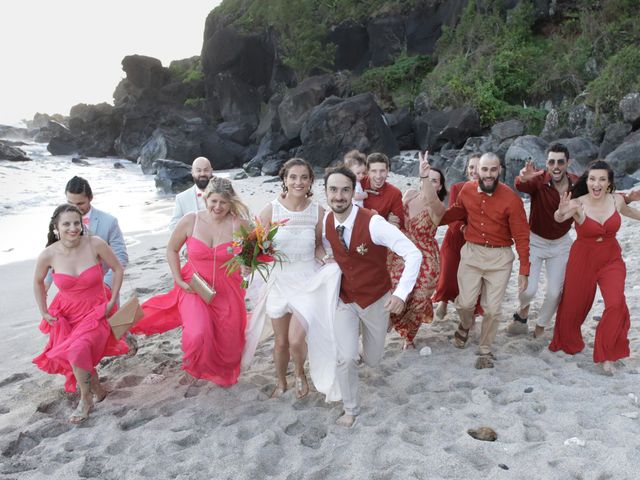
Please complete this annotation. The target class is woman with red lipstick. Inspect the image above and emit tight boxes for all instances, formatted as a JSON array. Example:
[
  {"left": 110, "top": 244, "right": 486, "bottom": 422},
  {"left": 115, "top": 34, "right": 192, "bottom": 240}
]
[
  {"left": 33, "top": 204, "right": 128, "bottom": 423},
  {"left": 550, "top": 160, "right": 640, "bottom": 375}
]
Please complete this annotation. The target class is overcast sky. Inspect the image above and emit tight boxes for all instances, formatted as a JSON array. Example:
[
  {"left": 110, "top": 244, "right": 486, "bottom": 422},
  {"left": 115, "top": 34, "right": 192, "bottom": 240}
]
[{"left": 0, "top": 0, "right": 221, "bottom": 125}]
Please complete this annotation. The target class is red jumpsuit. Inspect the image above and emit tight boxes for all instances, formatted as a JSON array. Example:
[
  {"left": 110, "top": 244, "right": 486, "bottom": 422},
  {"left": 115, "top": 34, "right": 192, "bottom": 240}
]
[{"left": 549, "top": 211, "right": 630, "bottom": 362}]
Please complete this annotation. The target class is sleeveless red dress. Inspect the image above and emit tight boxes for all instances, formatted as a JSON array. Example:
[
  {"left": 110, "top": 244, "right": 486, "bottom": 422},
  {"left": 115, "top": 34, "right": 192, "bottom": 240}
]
[
  {"left": 132, "top": 237, "right": 246, "bottom": 387},
  {"left": 33, "top": 264, "right": 129, "bottom": 392},
  {"left": 549, "top": 210, "right": 630, "bottom": 362}
]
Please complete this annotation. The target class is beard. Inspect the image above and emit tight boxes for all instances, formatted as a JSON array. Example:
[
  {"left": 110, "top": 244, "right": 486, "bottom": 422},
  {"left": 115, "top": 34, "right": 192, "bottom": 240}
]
[
  {"left": 479, "top": 176, "right": 499, "bottom": 193},
  {"left": 194, "top": 175, "right": 211, "bottom": 190},
  {"left": 330, "top": 201, "right": 351, "bottom": 214}
]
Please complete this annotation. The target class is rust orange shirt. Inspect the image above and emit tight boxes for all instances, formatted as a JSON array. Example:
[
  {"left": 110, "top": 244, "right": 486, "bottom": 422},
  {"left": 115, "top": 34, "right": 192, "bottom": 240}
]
[
  {"left": 440, "top": 181, "right": 531, "bottom": 275},
  {"left": 362, "top": 177, "right": 404, "bottom": 229}
]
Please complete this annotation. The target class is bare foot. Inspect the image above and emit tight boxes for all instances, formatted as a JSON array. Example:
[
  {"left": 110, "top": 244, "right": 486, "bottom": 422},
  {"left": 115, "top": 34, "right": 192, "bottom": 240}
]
[
  {"left": 402, "top": 339, "right": 416, "bottom": 350},
  {"left": 602, "top": 361, "right": 615, "bottom": 376},
  {"left": 93, "top": 384, "right": 109, "bottom": 403},
  {"left": 270, "top": 383, "right": 287, "bottom": 398},
  {"left": 336, "top": 412, "right": 357, "bottom": 428},
  {"left": 125, "top": 334, "right": 139, "bottom": 357},
  {"left": 295, "top": 375, "right": 309, "bottom": 399},
  {"left": 69, "top": 398, "right": 93, "bottom": 424},
  {"left": 533, "top": 325, "right": 545, "bottom": 339},
  {"left": 434, "top": 301, "right": 447, "bottom": 321}
]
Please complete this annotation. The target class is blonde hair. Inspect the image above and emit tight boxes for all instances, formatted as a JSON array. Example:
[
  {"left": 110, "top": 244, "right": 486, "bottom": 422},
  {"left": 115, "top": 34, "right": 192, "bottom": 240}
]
[
  {"left": 204, "top": 177, "right": 250, "bottom": 219},
  {"left": 344, "top": 149, "right": 366, "bottom": 169}
]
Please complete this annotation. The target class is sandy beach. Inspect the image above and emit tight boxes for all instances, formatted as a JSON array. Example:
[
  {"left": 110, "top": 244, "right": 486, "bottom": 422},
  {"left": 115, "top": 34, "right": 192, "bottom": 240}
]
[{"left": 1, "top": 172, "right": 639, "bottom": 480}]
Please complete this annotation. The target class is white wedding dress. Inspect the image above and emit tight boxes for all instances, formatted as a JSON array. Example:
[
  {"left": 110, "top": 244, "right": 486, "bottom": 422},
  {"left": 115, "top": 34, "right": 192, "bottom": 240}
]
[{"left": 242, "top": 198, "right": 342, "bottom": 401}]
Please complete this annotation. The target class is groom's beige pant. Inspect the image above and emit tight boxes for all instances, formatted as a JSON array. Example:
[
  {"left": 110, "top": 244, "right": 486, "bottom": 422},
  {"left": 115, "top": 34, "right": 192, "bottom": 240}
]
[{"left": 334, "top": 292, "right": 390, "bottom": 416}]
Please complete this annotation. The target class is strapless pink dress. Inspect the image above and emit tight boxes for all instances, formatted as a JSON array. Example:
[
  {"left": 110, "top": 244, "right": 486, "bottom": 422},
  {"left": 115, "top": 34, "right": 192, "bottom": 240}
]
[{"left": 33, "top": 264, "right": 129, "bottom": 392}]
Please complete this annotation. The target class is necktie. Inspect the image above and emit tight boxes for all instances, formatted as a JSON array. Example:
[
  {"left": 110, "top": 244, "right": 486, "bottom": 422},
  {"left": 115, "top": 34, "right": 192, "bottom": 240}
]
[{"left": 336, "top": 225, "right": 348, "bottom": 250}]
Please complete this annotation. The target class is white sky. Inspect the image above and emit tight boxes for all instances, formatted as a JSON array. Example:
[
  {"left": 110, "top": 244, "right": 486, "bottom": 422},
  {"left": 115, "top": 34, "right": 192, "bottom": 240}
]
[{"left": 0, "top": 0, "right": 221, "bottom": 125}]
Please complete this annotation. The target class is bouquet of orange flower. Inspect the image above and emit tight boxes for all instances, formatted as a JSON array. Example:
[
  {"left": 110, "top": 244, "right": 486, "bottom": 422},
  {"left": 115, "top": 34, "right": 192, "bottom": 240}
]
[{"left": 224, "top": 217, "right": 288, "bottom": 288}]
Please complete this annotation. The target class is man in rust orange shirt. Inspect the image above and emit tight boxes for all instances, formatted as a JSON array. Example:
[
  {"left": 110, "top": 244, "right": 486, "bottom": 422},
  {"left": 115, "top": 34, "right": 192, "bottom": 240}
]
[
  {"left": 440, "top": 152, "right": 530, "bottom": 368},
  {"left": 362, "top": 152, "right": 404, "bottom": 229}
]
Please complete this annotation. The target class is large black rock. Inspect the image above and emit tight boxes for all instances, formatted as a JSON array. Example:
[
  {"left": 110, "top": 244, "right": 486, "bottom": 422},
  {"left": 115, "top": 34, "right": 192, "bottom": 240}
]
[
  {"left": 297, "top": 93, "right": 399, "bottom": 168},
  {"left": 0, "top": 141, "right": 31, "bottom": 161},
  {"left": 153, "top": 159, "right": 192, "bottom": 193},
  {"left": 414, "top": 107, "right": 482, "bottom": 152}
]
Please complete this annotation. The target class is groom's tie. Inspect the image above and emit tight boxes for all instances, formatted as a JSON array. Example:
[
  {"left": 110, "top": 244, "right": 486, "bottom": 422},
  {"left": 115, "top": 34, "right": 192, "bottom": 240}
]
[{"left": 336, "top": 225, "right": 348, "bottom": 250}]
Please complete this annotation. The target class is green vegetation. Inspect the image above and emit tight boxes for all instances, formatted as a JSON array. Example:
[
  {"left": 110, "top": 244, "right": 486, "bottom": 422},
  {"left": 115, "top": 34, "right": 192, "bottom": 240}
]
[
  {"left": 184, "top": 97, "right": 206, "bottom": 109},
  {"left": 352, "top": 53, "right": 434, "bottom": 110},
  {"left": 212, "top": 0, "right": 640, "bottom": 130},
  {"left": 169, "top": 58, "right": 204, "bottom": 85}
]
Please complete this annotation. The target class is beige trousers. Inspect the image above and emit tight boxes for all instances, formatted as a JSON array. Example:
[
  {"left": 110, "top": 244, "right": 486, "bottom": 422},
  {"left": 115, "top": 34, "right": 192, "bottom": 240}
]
[{"left": 455, "top": 242, "right": 514, "bottom": 355}]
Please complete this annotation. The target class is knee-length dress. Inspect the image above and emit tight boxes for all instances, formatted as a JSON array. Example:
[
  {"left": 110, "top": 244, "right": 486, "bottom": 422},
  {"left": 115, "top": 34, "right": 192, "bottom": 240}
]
[
  {"left": 132, "top": 237, "right": 247, "bottom": 387},
  {"left": 549, "top": 210, "right": 630, "bottom": 363},
  {"left": 389, "top": 204, "right": 439, "bottom": 342},
  {"left": 33, "top": 264, "right": 129, "bottom": 392}
]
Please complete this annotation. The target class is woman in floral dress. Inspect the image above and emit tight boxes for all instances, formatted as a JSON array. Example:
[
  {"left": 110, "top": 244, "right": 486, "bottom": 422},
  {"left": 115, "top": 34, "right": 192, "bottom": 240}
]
[{"left": 389, "top": 152, "right": 446, "bottom": 349}]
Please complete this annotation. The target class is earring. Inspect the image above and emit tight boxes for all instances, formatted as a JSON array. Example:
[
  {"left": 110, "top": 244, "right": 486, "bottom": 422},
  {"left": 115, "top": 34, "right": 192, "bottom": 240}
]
[
  {"left": 306, "top": 189, "right": 312, "bottom": 198},
  {"left": 282, "top": 184, "right": 289, "bottom": 193}
]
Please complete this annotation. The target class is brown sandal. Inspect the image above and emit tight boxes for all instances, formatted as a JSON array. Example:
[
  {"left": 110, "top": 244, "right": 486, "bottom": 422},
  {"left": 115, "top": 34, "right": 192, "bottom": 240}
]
[{"left": 452, "top": 323, "right": 470, "bottom": 348}]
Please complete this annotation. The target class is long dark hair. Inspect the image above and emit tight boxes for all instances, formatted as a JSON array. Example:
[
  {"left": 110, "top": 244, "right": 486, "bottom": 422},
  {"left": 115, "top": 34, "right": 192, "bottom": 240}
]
[
  {"left": 570, "top": 159, "right": 615, "bottom": 198},
  {"left": 47, "top": 204, "right": 83, "bottom": 247},
  {"left": 279, "top": 157, "right": 315, "bottom": 198},
  {"left": 431, "top": 167, "right": 448, "bottom": 201}
]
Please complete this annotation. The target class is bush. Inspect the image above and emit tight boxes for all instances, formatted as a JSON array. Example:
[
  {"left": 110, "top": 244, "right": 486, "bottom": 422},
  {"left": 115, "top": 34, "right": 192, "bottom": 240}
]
[{"left": 586, "top": 45, "right": 640, "bottom": 112}]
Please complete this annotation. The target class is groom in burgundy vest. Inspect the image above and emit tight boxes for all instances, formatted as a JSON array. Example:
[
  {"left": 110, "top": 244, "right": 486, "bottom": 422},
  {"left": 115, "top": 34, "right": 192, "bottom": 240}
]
[{"left": 324, "top": 167, "right": 421, "bottom": 427}]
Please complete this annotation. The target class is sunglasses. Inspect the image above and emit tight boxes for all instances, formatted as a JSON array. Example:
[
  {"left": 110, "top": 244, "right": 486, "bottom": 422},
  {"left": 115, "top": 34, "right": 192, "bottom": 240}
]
[{"left": 547, "top": 158, "right": 567, "bottom": 166}]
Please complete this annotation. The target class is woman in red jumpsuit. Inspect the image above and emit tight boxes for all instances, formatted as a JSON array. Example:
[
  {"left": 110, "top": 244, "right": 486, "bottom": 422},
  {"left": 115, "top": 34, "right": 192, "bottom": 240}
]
[{"left": 550, "top": 160, "right": 640, "bottom": 375}]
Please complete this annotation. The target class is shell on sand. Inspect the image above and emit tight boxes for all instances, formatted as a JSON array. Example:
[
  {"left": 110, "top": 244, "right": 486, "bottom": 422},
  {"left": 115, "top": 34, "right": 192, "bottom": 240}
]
[{"left": 467, "top": 426, "right": 498, "bottom": 441}]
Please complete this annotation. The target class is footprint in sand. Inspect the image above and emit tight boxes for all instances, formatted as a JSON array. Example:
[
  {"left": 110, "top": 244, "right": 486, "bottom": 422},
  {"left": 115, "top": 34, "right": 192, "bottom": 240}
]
[
  {"left": 284, "top": 419, "right": 305, "bottom": 436},
  {"left": 172, "top": 433, "right": 201, "bottom": 448},
  {"left": 523, "top": 422, "right": 547, "bottom": 442},
  {"left": 0, "top": 372, "right": 30, "bottom": 388},
  {"left": 117, "top": 409, "right": 157, "bottom": 431},
  {"left": 115, "top": 375, "right": 144, "bottom": 389},
  {"left": 78, "top": 455, "right": 106, "bottom": 478},
  {"left": 300, "top": 426, "right": 327, "bottom": 449}
]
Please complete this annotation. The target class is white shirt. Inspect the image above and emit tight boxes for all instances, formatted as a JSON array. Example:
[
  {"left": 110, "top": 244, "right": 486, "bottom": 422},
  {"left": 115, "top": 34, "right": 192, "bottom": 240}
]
[
  {"left": 323, "top": 206, "right": 421, "bottom": 302},
  {"left": 353, "top": 181, "right": 364, "bottom": 208}
]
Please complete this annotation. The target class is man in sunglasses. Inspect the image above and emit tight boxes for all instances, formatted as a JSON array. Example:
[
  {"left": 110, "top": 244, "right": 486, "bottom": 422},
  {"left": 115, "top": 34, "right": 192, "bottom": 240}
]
[{"left": 506, "top": 143, "right": 577, "bottom": 338}]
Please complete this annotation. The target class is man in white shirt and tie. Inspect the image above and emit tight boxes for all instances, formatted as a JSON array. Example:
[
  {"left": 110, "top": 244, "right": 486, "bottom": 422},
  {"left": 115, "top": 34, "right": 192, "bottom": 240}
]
[
  {"left": 323, "top": 166, "right": 421, "bottom": 427},
  {"left": 169, "top": 157, "right": 214, "bottom": 231}
]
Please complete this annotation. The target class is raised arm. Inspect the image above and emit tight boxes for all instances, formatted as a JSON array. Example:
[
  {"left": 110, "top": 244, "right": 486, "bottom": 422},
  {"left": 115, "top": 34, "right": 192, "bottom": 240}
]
[
  {"left": 417, "top": 151, "right": 445, "bottom": 224},
  {"left": 554, "top": 192, "right": 581, "bottom": 223},
  {"left": 616, "top": 192, "right": 640, "bottom": 221}
]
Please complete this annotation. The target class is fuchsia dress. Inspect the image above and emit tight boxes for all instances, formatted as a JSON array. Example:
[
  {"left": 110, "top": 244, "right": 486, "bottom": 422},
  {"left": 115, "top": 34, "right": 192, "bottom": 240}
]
[
  {"left": 33, "top": 264, "right": 129, "bottom": 392},
  {"left": 132, "top": 237, "right": 246, "bottom": 387}
]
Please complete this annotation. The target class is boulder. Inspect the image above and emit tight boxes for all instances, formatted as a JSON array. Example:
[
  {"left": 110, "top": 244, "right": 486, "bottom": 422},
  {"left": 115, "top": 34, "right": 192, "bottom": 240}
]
[
  {"left": 69, "top": 103, "right": 114, "bottom": 123},
  {"left": 540, "top": 108, "right": 568, "bottom": 140},
  {"left": 0, "top": 141, "right": 31, "bottom": 161},
  {"left": 211, "top": 72, "right": 261, "bottom": 125},
  {"left": 278, "top": 74, "right": 338, "bottom": 140},
  {"left": 137, "top": 129, "right": 168, "bottom": 174},
  {"left": 115, "top": 112, "right": 158, "bottom": 160},
  {"left": 261, "top": 153, "right": 289, "bottom": 176},
  {"left": 121, "top": 55, "right": 166, "bottom": 90},
  {"left": 297, "top": 93, "right": 399, "bottom": 168},
  {"left": 326, "top": 21, "right": 370, "bottom": 72},
  {"left": 504, "top": 135, "right": 549, "bottom": 188},
  {"left": 247, "top": 131, "right": 298, "bottom": 174},
  {"left": 252, "top": 92, "right": 284, "bottom": 141},
  {"left": 599, "top": 122, "right": 633, "bottom": 159},
  {"left": 491, "top": 119, "right": 525, "bottom": 143},
  {"left": 216, "top": 121, "right": 255, "bottom": 146},
  {"left": 0, "top": 125, "right": 30, "bottom": 140},
  {"left": 386, "top": 108, "right": 415, "bottom": 150},
  {"left": 619, "top": 92, "right": 640, "bottom": 126},
  {"left": 390, "top": 153, "right": 419, "bottom": 177},
  {"left": 153, "top": 159, "right": 192, "bottom": 194},
  {"left": 606, "top": 131, "right": 640, "bottom": 177},
  {"left": 200, "top": 130, "right": 250, "bottom": 169},
  {"left": 46, "top": 121, "right": 79, "bottom": 155},
  {"left": 68, "top": 104, "right": 121, "bottom": 157},
  {"left": 367, "top": 15, "right": 405, "bottom": 67},
  {"left": 414, "top": 107, "right": 482, "bottom": 151},
  {"left": 406, "top": 0, "right": 469, "bottom": 55},
  {"left": 567, "top": 103, "right": 603, "bottom": 142}
]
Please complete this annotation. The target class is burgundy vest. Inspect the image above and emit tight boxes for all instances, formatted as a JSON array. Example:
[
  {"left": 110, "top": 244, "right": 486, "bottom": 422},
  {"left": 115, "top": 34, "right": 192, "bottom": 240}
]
[{"left": 326, "top": 208, "right": 392, "bottom": 308}]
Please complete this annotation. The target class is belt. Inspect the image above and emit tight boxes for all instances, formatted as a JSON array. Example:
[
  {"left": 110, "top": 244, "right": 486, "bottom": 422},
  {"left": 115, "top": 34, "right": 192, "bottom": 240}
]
[{"left": 468, "top": 241, "right": 510, "bottom": 249}]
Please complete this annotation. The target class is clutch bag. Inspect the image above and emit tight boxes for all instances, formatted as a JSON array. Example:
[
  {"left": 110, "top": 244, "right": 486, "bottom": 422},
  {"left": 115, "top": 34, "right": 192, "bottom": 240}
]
[
  {"left": 189, "top": 272, "right": 216, "bottom": 304},
  {"left": 108, "top": 296, "right": 144, "bottom": 339}
]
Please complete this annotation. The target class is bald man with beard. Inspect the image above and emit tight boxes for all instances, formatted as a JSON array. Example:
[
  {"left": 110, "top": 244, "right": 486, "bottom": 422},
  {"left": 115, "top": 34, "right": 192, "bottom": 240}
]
[
  {"left": 439, "top": 153, "right": 530, "bottom": 369},
  {"left": 169, "top": 157, "right": 214, "bottom": 231}
]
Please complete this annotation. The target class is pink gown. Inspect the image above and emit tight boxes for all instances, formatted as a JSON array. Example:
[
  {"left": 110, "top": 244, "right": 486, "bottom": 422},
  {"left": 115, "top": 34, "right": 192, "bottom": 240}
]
[
  {"left": 131, "top": 237, "right": 246, "bottom": 387},
  {"left": 33, "top": 264, "right": 129, "bottom": 392}
]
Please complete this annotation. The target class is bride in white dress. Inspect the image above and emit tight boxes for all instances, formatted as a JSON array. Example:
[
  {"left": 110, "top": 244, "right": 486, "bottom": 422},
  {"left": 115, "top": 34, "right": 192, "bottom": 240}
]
[{"left": 242, "top": 158, "right": 341, "bottom": 401}]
